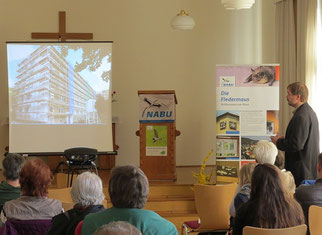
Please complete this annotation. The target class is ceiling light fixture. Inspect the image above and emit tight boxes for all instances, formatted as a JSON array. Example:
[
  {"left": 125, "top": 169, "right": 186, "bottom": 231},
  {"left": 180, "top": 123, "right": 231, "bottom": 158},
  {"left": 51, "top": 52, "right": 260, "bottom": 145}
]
[
  {"left": 222, "top": 0, "right": 255, "bottom": 10},
  {"left": 170, "top": 10, "right": 195, "bottom": 30}
]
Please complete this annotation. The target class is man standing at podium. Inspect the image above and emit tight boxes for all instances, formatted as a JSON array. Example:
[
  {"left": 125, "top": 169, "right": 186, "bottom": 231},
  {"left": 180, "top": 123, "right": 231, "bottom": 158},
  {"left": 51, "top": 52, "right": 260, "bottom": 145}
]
[{"left": 271, "top": 82, "right": 319, "bottom": 186}]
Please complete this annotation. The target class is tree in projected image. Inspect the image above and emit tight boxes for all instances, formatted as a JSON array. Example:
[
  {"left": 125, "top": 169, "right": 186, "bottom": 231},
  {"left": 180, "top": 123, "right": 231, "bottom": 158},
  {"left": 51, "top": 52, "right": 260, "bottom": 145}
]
[
  {"left": 61, "top": 46, "right": 112, "bottom": 82},
  {"left": 95, "top": 94, "right": 108, "bottom": 124}
]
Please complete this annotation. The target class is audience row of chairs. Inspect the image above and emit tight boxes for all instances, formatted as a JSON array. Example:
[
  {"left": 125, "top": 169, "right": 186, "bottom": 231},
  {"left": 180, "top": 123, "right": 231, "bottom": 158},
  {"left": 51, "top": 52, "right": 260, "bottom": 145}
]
[
  {"left": 181, "top": 183, "right": 322, "bottom": 235},
  {"left": 49, "top": 174, "right": 322, "bottom": 235}
]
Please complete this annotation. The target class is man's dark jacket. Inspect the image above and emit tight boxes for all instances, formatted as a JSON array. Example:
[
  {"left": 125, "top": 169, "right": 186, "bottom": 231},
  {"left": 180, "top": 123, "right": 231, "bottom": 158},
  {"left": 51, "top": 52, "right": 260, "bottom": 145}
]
[
  {"left": 294, "top": 179, "right": 322, "bottom": 233},
  {"left": 277, "top": 102, "right": 319, "bottom": 186}
]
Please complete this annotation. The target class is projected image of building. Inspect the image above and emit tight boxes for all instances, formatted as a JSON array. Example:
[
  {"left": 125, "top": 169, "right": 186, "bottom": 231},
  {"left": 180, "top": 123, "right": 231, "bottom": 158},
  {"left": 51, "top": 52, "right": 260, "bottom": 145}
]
[{"left": 12, "top": 46, "right": 98, "bottom": 124}]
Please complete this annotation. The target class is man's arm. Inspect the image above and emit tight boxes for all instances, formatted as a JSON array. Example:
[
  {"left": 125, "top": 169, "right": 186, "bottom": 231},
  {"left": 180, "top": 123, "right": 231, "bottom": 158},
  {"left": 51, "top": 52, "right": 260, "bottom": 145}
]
[
  {"left": 275, "top": 115, "right": 310, "bottom": 152},
  {"left": 271, "top": 134, "right": 284, "bottom": 145}
]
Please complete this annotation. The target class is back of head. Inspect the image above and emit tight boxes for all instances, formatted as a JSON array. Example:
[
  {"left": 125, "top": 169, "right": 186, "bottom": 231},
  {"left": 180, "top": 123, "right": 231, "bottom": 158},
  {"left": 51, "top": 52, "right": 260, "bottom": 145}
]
[
  {"left": 274, "top": 150, "right": 285, "bottom": 170},
  {"left": 2, "top": 153, "right": 25, "bottom": 181},
  {"left": 239, "top": 162, "right": 257, "bottom": 186},
  {"left": 287, "top": 82, "right": 308, "bottom": 102},
  {"left": 94, "top": 222, "right": 142, "bottom": 235},
  {"left": 318, "top": 153, "right": 322, "bottom": 178},
  {"left": 253, "top": 140, "right": 277, "bottom": 165},
  {"left": 251, "top": 164, "right": 284, "bottom": 201},
  {"left": 250, "top": 164, "right": 304, "bottom": 228},
  {"left": 20, "top": 158, "right": 53, "bottom": 197},
  {"left": 108, "top": 165, "right": 149, "bottom": 209},
  {"left": 71, "top": 172, "right": 105, "bottom": 207},
  {"left": 282, "top": 171, "right": 296, "bottom": 194}
]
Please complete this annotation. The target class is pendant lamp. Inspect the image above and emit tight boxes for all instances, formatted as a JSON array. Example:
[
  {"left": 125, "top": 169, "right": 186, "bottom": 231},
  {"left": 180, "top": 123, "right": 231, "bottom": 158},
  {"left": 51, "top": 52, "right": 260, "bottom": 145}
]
[
  {"left": 222, "top": 0, "right": 255, "bottom": 10},
  {"left": 171, "top": 10, "right": 195, "bottom": 30}
]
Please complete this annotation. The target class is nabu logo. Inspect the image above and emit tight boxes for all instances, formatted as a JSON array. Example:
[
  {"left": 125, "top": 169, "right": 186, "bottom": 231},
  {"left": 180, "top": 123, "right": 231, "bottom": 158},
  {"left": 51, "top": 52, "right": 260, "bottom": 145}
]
[{"left": 220, "top": 76, "right": 235, "bottom": 87}]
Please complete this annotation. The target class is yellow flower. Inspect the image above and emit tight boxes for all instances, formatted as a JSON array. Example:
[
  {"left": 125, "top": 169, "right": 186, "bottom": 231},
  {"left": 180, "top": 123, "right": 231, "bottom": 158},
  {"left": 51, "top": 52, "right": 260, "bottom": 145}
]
[{"left": 192, "top": 149, "right": 215, "bottom": 185}]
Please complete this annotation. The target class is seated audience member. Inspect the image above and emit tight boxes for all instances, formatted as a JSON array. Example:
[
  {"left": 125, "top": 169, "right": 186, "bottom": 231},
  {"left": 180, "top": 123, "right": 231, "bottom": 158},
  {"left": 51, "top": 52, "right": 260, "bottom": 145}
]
[
  {"left": 274, "top": 150, "right": 285, "bottom": 170},
  {"left": 283, "top": 171, "right": 296, "bottom": 194},
  {"left": 255, "top": 141, "right": 296, "bottom": 194},
  {"left": 295, "top": 153, "right": 322, "bottom": 227},
  {"left": 47, "top": 172, "right": 105, "bottom": 235},
  {"left": 229, "top": 140, "right": 277, "bottom": 217},
  {"left": 81, "top": 165, "right": 178, "bottom": 235},
  {"left": 93, "top": 221, "right": 142, "bottom": 235},
  {"left": 0, "top": 153, "right": 25, "bottom": 210},
  {"left": 274, "top": 149, "right": 297, "bottom": 194},
  {"left": 233, "top": 162, "right": 256, "bottom": 212},
  {"left": 229, "top": 163, "right": 256, "bottom": 232},
  {"left": 3, "top": 159, "right": 62, "bottom": 221},
  {"left": 233, "top": 164, "right": 304, "bottom": 235},
  {"left": 253, "top": 140, "right": 278, "bottom": 165}
]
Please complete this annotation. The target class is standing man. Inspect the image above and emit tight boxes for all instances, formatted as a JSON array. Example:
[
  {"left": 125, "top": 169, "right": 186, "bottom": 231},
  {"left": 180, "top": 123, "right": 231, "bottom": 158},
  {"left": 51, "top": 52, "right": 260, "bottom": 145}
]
[{"left": 271, "top": 82, "right": 319, "bottom": 186}]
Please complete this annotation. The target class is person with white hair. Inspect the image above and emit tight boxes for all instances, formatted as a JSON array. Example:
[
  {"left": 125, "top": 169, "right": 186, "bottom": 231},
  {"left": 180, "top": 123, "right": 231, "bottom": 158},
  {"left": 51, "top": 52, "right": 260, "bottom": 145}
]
[
  {"left": 47, "top": 172, "right": 105, "bottom": 235},
  {"left": 81, "top": 165, "right": 178, "bottom": 235},
  {"left": 229, "top": 140, "right": 278, "bottom": 218},
  {"left": 253, "top": 140, "right": 278, "bottom": 165},
  {"left": 254, "top": 140, "right": 296, "bottom": 193},
  {"left": 93, "top": 221, "right": 142, "bottom": 235}
]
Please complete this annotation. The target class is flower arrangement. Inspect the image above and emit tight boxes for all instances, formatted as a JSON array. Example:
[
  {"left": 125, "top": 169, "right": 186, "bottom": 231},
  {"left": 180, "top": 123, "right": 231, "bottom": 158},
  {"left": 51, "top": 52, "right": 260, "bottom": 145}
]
[{"left": 192, "top": 149, "right": 216, "bottom": 185}]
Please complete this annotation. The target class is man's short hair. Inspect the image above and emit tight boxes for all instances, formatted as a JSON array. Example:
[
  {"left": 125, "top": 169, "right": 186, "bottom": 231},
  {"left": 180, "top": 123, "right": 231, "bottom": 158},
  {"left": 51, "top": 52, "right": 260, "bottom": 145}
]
[
  {"left": 287, "top": 82, "right": 309, "bottom": 102},
  {"left": 253, "top": 140, "right": 278, "bottom": 165},
  {"left": 94, "top": 221, "right": 142, "bottom": 235},
  {"left": 2, "top": 153, "right": 25, "bottom": 181},
  {"left": 108, "top": 165, "right": 149, "bottom": 209},
  {"left": 70, "top": 172, "right": 105, "bottom": 207}
]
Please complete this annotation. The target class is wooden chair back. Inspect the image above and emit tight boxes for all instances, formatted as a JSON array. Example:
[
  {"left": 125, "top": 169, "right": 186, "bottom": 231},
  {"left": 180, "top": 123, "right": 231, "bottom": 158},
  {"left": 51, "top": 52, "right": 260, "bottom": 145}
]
[
  {"left": 243, "top": 225, "right": 307, "bottom": 235},
  {"left": 48, "top": 187, "right": 72, "bottom": 202},
  {"left": 194, "top": 183, "right": 237, "bottom": 230},
  {"left": 309, "top": 205, "right": 322, "bottom": 235},
  {"left": 48, "top": 187, "right": 108, "bottom": 208},
  {"left": 61, "top": 201, "right": 74, "bottom": 211}
]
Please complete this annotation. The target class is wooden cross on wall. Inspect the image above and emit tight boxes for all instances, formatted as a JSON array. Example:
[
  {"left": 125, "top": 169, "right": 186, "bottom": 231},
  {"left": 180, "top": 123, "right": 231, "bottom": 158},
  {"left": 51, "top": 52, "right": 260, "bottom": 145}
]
[{"left": 31, "top": 11, "right": 93, "bottom": 41}]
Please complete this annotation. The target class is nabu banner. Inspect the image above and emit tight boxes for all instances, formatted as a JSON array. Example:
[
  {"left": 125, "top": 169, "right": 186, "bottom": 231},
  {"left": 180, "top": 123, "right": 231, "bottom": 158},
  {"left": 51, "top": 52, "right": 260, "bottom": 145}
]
[
  {"left": 139, "top": 94, "right": 175, "bottom": 122},
  {"left": 215, "top": 64, "right": 280, "bottom": 183}
]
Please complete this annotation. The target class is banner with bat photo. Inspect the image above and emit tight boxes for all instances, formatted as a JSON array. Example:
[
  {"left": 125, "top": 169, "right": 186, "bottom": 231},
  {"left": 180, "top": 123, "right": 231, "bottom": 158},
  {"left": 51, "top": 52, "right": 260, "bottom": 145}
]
[{"left": 215, "top": 65, "right": 280, "bottom": 182}]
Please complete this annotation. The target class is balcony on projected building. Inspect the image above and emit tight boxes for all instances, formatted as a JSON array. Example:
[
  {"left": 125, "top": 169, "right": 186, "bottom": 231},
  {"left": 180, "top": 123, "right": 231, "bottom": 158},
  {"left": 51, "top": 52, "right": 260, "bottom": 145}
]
[{"left": 11, "top": 46, "right": 100, "bottom": 125}]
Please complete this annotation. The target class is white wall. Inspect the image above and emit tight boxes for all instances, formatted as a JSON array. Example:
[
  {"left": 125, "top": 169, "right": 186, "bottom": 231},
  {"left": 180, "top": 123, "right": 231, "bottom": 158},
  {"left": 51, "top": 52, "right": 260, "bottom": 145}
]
[{"left": 0, "top": 0, "right": 276, "bottom": 166}]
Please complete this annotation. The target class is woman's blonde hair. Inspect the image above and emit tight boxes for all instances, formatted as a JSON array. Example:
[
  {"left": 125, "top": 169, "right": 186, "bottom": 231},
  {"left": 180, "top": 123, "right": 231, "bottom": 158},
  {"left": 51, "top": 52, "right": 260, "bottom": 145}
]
[
  {"left": 239, "top": 162, "right": 257, "bottom": 186},
  {"left": 282, "top": 171, "right": 296, "bottom": 194}
]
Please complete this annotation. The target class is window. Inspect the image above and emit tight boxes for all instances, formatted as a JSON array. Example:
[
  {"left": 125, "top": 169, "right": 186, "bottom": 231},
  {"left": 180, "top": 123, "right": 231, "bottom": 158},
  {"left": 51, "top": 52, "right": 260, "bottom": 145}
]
[
  {"left": 229, "top": 121, "right": 237, "bottom": 130},
  {"left": 220, "top": 121, "right": 226, "bottom": 130}
]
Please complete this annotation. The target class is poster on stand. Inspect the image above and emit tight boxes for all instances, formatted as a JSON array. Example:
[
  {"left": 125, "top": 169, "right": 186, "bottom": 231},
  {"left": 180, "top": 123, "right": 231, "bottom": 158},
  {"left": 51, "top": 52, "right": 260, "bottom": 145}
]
[
  {"left": 215, "top": 65, "right": 280, "bottom": 182},
  {"left": 145, "top": 125, "right": 168, "bottom": 156}
]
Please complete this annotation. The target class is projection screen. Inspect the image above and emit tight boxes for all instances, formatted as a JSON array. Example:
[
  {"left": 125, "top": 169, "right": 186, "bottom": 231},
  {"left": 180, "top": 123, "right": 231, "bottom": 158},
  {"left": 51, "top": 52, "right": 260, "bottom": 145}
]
[{"left": 7, "top": 41, "right": 113, "bottom": 154}]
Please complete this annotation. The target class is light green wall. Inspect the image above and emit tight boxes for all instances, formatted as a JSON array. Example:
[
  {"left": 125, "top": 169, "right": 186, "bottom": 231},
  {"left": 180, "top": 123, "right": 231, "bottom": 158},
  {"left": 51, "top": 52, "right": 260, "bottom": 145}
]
[{"left": 0, "top": 0, "right": 276, "bottom": 167}]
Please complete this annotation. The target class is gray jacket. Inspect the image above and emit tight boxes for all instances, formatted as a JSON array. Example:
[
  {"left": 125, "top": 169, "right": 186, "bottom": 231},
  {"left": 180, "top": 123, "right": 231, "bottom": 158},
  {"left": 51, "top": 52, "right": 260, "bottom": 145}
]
[{"left": 4, "top": 195, "right": 62, "bottom": 220}]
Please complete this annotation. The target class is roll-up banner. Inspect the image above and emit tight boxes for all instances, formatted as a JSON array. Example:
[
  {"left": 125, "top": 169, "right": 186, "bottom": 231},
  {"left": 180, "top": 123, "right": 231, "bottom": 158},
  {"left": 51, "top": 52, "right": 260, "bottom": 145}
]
[{"left": 216, "top": 65, "right": 280, "bottom": 183}]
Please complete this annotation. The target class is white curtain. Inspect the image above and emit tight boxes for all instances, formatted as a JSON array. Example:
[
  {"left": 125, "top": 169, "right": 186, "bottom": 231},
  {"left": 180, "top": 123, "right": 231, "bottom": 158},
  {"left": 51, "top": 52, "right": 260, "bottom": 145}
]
[
  {"left": 311, "top": 0, "right": 322, "bottom": 150},
  {"left": 275, "top": 0, "right": 297, "bottom": 134},
  {"left": 275, "top": 0, "right": 319, "bottom": 144}
]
